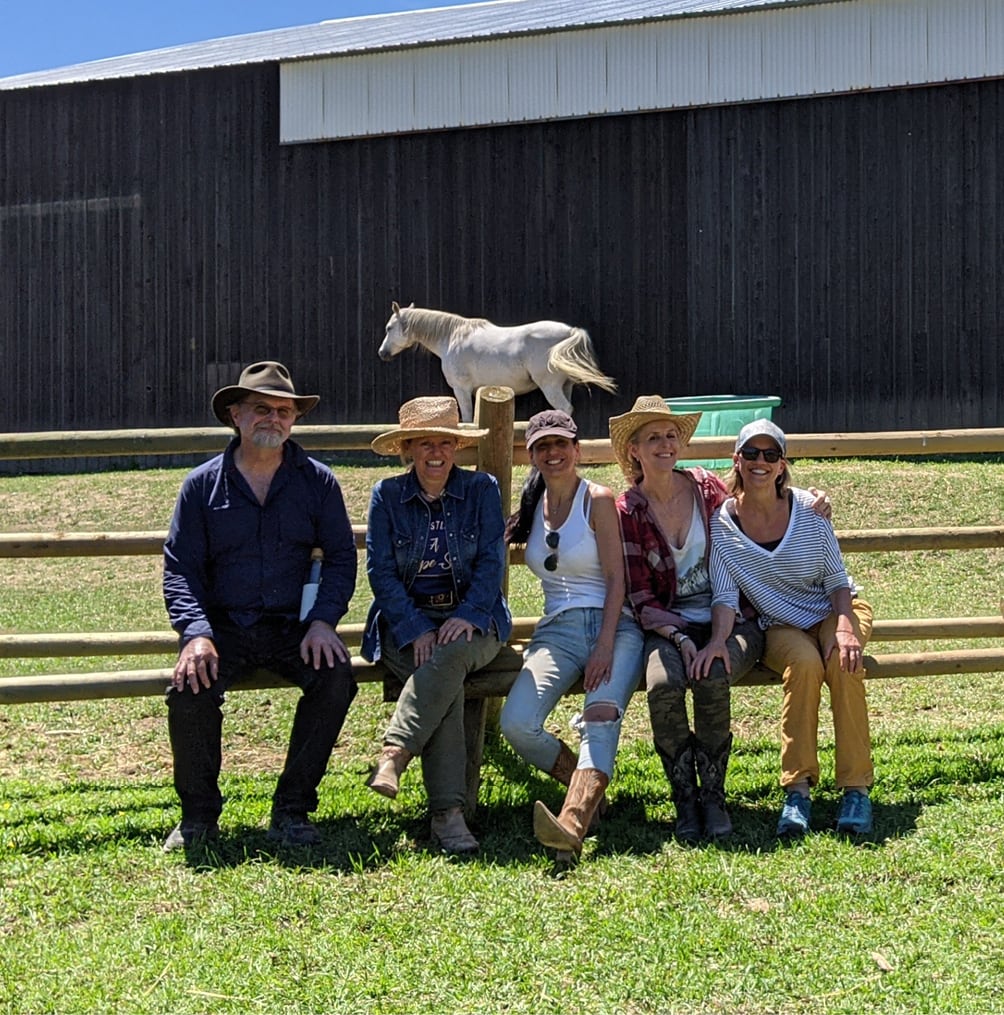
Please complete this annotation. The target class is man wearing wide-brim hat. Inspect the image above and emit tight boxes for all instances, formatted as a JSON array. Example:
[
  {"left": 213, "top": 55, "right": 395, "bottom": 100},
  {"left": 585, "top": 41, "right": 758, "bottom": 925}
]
[
  {"left": 162, "top": 361, "right": 358, "bottom": 852},
  {"left": 361, "top": 396, "right": 512, "bottom": 855}
]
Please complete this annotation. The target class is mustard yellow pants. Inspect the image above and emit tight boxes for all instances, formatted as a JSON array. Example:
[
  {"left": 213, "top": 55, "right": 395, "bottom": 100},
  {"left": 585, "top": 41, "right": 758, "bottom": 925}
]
[{"left": 762, "top": 598, "right": 874, "bottom": 790}]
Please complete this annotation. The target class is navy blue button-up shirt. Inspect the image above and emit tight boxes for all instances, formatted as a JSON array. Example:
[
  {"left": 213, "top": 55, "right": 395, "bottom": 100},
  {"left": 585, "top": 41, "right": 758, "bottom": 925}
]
[{"left": 163, "top": 438, "right": 357, "bottom": 647}]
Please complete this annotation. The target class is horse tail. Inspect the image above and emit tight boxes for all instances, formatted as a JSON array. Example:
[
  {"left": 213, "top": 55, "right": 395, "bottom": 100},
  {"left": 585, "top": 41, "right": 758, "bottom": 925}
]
[{"left": 547, "top": 328, "right": 618, "bottom": 393}]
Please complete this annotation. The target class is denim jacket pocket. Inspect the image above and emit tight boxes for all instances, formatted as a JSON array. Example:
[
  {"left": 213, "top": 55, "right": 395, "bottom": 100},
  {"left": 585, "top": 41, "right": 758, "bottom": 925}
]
[{"left": 392, "top": 531, "right": 416, "bottom": 584}]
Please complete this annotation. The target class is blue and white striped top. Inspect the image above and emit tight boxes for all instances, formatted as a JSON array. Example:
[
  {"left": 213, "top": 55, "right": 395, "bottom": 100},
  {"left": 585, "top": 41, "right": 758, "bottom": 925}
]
[{"left": 710, "top": 487, "right": 857, "bottom": 630}]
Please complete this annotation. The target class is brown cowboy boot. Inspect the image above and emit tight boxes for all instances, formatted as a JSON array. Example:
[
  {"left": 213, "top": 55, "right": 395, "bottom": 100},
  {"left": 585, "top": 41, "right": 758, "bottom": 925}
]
[
  {"left": 532, "top": 767, "right": 610, "bottom": 859},
  {"left": 430, "top": 806, "right": 479, "bottom": 855},
  {"left": 548, "top": 740, "right": 578, "bottom": 785},
  {"left": 365, "top": 744, "right": 413, "bottom": 799},
  {"left": 549, "top": 740, "right": 607, "bottom": 829}
]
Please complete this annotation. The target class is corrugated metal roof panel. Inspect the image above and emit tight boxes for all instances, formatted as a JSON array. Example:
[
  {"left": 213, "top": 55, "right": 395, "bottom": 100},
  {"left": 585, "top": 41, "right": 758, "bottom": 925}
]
[
  {"left": 278, "top": 0, "right": 1004, "bottom": 142},
  {"left": 0, "top": 0, "right": 817, "bottom": 90},
  {"left": 928, "top": 0, "right": 986, "bottom": 81},
  {"left": 460, "top": 42, "right": 512, "bottom": 124},
  {"left": 508, "top": 35, "right": 561, "bottom": 122}
]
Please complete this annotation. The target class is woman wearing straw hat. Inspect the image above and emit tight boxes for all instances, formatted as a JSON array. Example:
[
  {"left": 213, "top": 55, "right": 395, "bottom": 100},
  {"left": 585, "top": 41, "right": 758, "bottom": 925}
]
[
  {"left": 362, "top": 396, "right": 512, "bottom": 855},
  {"left": 609, "top": 395, "right": 766, "bottom": 841},
  {"left": 501, "top": 409, "right": 644, "bottom": 862}
]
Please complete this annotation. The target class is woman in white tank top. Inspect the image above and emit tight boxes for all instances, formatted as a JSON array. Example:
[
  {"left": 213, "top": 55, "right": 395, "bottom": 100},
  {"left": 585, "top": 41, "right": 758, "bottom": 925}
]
[{"left": 501, "top": 410, "right": 644, "bottom": 862}]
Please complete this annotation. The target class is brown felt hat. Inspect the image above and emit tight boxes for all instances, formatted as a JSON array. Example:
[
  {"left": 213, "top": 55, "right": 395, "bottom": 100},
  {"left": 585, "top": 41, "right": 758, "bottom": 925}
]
[
  {"left": 211, "top": 361, "right": 319, "bottom": 427},
  {"left": 608, "top": 395, "right": 703, "bottom": 479},
  {"left": 371, "top": 396, "right": 488, "bottom": 456}
]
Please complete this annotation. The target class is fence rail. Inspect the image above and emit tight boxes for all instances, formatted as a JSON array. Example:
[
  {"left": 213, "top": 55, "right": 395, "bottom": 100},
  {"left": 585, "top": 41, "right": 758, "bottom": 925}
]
[
  {"left": 2, "top": 390, "right": 1002, "bottom": 711},
  {"left": 3, "top": 426, "right": 1004, "bottom": 462}
]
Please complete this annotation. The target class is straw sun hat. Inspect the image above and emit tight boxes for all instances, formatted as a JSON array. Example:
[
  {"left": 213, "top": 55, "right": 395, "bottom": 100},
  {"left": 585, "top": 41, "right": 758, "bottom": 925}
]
[
  {"left": 608, "top": 395, "right": 703, "bottom": 478},
  {"left": 371, "top": 396, "right": 489, "bottom": 457}
]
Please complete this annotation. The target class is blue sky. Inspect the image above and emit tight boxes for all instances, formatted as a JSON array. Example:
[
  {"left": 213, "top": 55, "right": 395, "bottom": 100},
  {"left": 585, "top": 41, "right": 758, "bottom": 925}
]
[{"left": 0, "top": 0, "right": 474, "bottom": 78}]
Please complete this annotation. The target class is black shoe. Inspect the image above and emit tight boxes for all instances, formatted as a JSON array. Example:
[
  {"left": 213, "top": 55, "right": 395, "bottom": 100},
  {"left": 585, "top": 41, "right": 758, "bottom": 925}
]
[
  {"left": 162, "top": 820, "right": 220, "bottom": 853},
  {"left": 267, "top": 813, "right": 322, "bottom": 847}
]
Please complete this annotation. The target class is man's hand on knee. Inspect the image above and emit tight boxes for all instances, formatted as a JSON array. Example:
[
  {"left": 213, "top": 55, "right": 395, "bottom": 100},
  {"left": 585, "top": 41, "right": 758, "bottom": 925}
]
[
  {"left": 173, "top": 636, "right": 219, "bottom": 693},
  {"left": 300, "top": 619, "right": 350, "bottom": 669}
]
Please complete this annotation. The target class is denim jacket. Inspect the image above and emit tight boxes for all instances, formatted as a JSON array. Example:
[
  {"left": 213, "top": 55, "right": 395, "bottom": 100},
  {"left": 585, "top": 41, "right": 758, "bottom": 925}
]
[{"left": 362, "top": 465, "right": 512, "bottom": 662}]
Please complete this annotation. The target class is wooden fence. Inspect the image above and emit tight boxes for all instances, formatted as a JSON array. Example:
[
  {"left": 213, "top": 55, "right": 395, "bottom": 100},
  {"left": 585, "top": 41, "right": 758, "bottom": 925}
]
[
  {"left": 2, "top": 385, "right": 1004, "bottom": 703},
  {"left": 3, "top": 386, "right": 1003, "bottom": 809}
]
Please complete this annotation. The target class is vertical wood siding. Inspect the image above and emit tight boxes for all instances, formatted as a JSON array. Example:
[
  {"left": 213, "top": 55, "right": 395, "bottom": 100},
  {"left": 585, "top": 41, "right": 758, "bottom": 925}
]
[{"left": 0, "top": 65, "right": 1000, "bottom": 449}]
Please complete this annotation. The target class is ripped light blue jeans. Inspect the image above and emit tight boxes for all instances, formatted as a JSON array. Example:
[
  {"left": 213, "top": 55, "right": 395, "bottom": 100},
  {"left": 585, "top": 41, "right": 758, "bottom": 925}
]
[{"left": 500, "top": 608, "right": 644, "bottom": 779}]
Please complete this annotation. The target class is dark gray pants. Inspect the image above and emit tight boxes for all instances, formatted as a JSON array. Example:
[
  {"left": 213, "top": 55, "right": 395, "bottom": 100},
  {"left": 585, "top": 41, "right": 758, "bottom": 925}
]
[
  {"left": 378, "top": 612, "right": 501, "bottom": 812},
  {"left": 645, "top": 618, "right": 764, "bottom": 776}
]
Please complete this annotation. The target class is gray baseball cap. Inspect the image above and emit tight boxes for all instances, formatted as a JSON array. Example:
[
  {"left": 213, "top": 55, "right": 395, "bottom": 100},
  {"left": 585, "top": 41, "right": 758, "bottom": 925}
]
[{"left": 734, "top": 418, "right": 787, "bottom": 456}]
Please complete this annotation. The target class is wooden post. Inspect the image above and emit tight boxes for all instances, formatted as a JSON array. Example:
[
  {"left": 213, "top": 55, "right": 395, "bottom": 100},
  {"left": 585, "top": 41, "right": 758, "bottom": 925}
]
[
  {"left": 461, "top": 387, "right": 516, "bottom": 815},
  {"left": 473, "top": 386, "right": 515, "bottom": 521}
]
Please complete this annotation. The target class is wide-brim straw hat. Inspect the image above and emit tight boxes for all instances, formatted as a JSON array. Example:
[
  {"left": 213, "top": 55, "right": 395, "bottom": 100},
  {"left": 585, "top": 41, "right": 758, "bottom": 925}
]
[
  {"left": 211, "top": 361, "right": 319, "bottom": 427},
  {"left": 371, "top": 396, "right": 489, "bottom": 456},
  {"left": 608, "top": 395, "right": 703, "bottom": 478}
]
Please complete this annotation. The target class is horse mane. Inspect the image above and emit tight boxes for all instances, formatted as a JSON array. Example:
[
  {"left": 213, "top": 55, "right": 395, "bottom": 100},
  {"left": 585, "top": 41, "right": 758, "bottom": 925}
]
[{"left": 405, "top": 307, "right": 491, "bottom": 346}]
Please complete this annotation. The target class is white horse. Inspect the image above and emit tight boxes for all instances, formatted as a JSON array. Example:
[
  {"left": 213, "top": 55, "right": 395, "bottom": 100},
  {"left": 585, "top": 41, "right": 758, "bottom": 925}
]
[{"left": 378, "top": 302, "right": 617, "bottom": 422}]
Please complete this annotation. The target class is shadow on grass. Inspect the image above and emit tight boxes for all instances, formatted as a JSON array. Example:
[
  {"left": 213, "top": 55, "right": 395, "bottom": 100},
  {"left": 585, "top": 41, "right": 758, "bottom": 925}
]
[
  {"left": 4, "top": 721, "right": 1001, "bottom": 869},
  {"left": 166, "top": 801, "right": 553, "bottom": 872},
  {"left": 590, "top": 791, "right": 925, "bottom": 857}
]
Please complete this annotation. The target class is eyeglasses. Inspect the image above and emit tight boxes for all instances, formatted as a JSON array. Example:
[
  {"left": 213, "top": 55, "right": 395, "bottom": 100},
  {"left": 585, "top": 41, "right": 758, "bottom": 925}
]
[
  {"left": 242, "top": 401, "right": 297, "bottom": 422},
  {"left": 738, "top": 446, "right": 783, "bottom": 464},
  {"left": 543, "top": 530, "right": 560, "bottom": 571}
]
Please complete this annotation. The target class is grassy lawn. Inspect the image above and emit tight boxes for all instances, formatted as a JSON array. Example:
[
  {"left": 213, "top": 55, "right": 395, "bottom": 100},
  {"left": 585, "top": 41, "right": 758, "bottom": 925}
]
[{"left": 0, "top": 456, "right": 1002, "bottom": 1014}]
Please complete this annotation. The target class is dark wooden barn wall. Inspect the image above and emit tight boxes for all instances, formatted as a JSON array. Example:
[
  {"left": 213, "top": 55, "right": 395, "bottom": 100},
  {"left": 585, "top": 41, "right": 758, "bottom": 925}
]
[{"left": 0, "top": 65, "right": 1000, "bottom": 443}]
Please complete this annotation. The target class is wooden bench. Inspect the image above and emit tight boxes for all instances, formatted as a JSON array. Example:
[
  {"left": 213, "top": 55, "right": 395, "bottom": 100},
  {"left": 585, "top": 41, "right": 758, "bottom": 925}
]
[{"left": 4, "top": 609, "right": 1003, "bottom": 812}]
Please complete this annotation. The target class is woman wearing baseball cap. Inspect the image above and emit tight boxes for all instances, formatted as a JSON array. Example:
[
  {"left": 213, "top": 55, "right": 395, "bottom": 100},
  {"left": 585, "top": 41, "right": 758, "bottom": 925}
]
[
  {"left": 500, "top": 409, "right": 644, "bottom": 862},
  {"left": 709, "top": 419, "right": 875, "bottom": 837}
]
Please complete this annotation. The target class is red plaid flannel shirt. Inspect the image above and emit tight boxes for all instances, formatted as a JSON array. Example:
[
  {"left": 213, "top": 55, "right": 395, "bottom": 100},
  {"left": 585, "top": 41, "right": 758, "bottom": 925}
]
[{"left": 616, "top": 467, "right": 730, "bottom": 632}]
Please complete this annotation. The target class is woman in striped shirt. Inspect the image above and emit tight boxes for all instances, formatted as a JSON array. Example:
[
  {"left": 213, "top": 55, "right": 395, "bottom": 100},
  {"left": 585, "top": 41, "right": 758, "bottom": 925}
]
[{"left": 707, "top": 419, "right": 875, "bottom": 837}]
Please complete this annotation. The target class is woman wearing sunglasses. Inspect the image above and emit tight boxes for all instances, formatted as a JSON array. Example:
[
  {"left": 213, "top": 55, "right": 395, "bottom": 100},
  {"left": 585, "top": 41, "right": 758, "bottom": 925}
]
[
  {"left": 501, "top": 409, "right": 643, "bottom": 861},
  {"left": 709, "top": 419, "right": 874, "bottom": 837}
]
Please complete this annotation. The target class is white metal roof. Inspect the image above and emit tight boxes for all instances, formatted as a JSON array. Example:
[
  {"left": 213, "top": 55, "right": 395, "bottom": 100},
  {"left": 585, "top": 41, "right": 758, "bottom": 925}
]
[
  {"left": 0, "top": 0, "right": 821, "bottom": 90},
  {"left": 280, "top": 0, "right": 1004, "bottom": 141}
]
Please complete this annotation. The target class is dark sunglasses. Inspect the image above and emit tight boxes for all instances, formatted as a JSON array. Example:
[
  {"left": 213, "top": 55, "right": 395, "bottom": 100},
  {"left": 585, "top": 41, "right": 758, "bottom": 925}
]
[
  {"left": 543, "top": 530, "right": 560, "bottom": 571},
  {"left": 739, "top": 446, "right": 783, "bottom": 464}
]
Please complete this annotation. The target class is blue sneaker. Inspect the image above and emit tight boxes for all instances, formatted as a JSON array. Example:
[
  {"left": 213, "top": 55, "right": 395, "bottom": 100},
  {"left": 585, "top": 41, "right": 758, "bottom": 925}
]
[
  {"left": 836, "top": 790, "right": 873, "bottom": 835},
  {"left": 776, "top": 792, "right": 811, "bottom": 837}
]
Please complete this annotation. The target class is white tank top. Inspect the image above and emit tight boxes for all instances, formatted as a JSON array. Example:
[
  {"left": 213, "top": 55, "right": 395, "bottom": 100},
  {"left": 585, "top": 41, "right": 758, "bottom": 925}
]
[
  {"left": 669, "top": 499, "right": 713, "bottom": 624},
  {"left": 525, "top": 479, "right": 607, "bottom": 618}
]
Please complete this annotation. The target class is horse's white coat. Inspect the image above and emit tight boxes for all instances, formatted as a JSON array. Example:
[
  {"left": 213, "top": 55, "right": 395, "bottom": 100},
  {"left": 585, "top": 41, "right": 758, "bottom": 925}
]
[{"left": 379, "top": 302, "right": 617, "bottom": 421}]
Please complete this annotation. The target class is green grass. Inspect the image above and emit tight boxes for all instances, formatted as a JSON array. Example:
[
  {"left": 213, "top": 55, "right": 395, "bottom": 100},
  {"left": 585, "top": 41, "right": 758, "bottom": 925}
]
[{"left": 0, "top": 457, "right": 1002, "bottom": 1014}]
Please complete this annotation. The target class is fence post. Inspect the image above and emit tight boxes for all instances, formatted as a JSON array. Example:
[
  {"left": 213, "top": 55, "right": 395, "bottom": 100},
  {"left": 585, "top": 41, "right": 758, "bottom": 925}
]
[{"left": 462, "top": 386, "right": 516, "bottom": 815}]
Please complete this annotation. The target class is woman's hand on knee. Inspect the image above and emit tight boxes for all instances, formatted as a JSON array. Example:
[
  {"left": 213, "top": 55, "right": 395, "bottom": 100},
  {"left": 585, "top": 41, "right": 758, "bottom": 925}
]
[
  {"left": 437, "top": 617, "right": 475, "bottom": 645},
  {"left": 411, "top": 630, "right": 438, "bottom": 667},
  {"left": 691, "top": 638, "right": 729, "bottom": 681},
  {"left": 583, "top": 644, "right": 613, "bottom": 691}
]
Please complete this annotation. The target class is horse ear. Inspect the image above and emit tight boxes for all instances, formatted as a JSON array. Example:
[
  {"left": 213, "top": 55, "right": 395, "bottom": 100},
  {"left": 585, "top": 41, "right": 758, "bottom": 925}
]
[
  {"left": 408, "top": 302, "right": 415, "bottom": 310},
  {"left": 392, "top": 301, "right": 401, "bottom": 315}
]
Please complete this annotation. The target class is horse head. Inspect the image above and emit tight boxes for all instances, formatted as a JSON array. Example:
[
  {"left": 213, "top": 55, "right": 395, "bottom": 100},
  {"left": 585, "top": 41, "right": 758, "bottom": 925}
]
[{"left": 378, "top": 301, "right": 416, "bottom": 361}]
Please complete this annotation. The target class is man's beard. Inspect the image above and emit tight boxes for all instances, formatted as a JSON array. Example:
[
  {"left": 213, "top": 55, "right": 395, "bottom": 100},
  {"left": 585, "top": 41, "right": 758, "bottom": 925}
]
[{"left": 251, "top": 430, "right": 284, "bottom": 449}]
